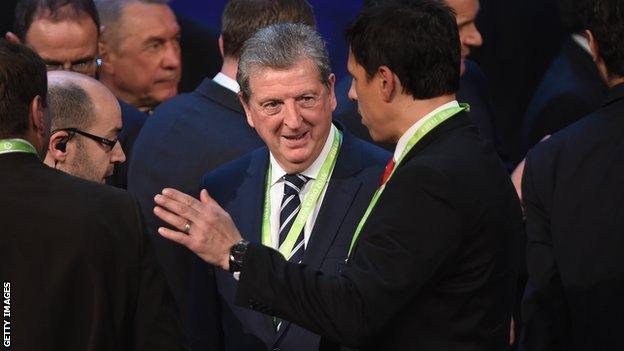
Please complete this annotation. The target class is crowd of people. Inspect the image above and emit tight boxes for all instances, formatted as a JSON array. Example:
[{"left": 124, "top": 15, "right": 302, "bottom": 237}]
[{"left": 1, "top": 0, "right": 623, "bottom": 350}]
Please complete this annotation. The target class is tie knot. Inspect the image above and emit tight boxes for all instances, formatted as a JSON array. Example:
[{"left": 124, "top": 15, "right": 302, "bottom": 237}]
[{"left": 283, "top": 173, "right": 308, "bottom": 195}]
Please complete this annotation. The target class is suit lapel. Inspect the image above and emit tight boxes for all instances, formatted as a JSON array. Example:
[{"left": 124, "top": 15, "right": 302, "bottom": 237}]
[{"left": 273, "top": 126, "right": 364, "bottom": 345}]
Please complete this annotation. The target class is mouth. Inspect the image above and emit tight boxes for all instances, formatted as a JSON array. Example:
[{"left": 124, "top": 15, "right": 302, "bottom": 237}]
[{"left": 282, "top": 131, "right": 310, "bottom": 145}]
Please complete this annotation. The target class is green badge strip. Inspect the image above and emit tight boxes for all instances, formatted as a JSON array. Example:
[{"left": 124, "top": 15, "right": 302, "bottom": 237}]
[
  {"left": 347, "top": 103, "right": 469, "bottom": 257},
  {"left": 261, "top": 125, "right": 343, "bottom": 260},
  {"left": 0, "top": 139, "right": 38, "bottom": 157}
]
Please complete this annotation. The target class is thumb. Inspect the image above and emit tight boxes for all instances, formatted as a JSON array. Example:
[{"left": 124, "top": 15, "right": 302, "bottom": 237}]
[{"left": 200, "top": 189, "right": 218, "bottom": 206}]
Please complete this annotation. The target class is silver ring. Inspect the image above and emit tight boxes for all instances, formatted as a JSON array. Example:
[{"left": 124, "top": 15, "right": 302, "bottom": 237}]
[{"left": 183, "top": 221, "right": 192, "bottom": 234}]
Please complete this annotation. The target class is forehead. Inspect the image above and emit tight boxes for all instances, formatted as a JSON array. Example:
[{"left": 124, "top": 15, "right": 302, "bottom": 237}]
[
  {"left": 248, "top": 59, "right": 325, "bottom": 99},
  {"left": 116, "top": 3, "right": 180, "bottom": 45},
  {"left": 446, "top": 0, "right": 480, "bottom": 23},
  {"left": 26, "top": 16, "right": 98, "bottom": 61}
]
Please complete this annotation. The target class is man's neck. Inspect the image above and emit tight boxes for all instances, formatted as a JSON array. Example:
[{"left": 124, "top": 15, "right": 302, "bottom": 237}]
[
  {"left": 390, "top": 94, "right": 456, "bottom": 142},
  {"left": 220, "top": 57, "right": 238, "bottom": 81},
  {"left": 98, "top": 76, "right": 154, "bottom": 112}
]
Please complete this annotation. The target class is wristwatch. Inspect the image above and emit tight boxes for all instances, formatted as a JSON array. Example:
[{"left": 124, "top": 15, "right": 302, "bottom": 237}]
[{"left": 228, "top": 239, "right": 250, "bottom": 273}]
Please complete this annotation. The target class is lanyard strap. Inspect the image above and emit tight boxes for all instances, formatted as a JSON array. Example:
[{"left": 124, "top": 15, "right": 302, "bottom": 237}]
[
  {"left": 262, "top": 125, "right": 343, "bottom": 259},
  {"left": 0, "top": 139, "right": 38, "bottom": 157},
  {"left": 347, "top": 104, "right": 469, "bottom": 257}
]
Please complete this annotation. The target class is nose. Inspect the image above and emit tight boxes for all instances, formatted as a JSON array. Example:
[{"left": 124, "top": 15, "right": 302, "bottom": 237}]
[
  {"left": 111, "top": 141, "right": 126, "bottom": 164},
  {"left": 162, "top": 40, "right": 181, "bottom": 70},
  {"left": 462, "top": 23, "right": 483, "bottom": 49},
  {"left": 283, "top": 101, "right": 303, "bottom": 129},
  {"left": 348, "top": 78, "right": 358, "bottom": 101}
]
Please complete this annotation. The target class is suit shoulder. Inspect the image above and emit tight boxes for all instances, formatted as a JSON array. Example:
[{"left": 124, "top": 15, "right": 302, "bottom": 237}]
[{"left": 202, "top": 147, "right": 266, "bottom": 190}]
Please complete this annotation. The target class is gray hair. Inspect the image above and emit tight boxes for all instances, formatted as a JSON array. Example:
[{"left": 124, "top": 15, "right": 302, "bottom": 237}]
[
  {"left": 48, "top": 81, "right": 94, "bottom": 130},
  {"left": 237, "top": 23, "right": 332, "bottom": 100},
  {"left": 95, "top": 0, "right": 169, "bottom": 40}
]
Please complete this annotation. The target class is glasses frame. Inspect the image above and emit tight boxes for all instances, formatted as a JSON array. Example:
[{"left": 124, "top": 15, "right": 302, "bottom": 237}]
[{"left": 51, "top": 128, "right": 118, "bottom": 151}]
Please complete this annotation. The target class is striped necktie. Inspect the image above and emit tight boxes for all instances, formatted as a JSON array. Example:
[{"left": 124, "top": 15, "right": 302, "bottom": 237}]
[{"left": 279, "top": 173, "right": 309, "bottom": 263}]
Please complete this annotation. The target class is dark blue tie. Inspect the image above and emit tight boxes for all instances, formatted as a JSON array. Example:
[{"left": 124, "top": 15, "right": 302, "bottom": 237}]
[{"left": 279, "top": 173, "right": 309, "bottom": 263}]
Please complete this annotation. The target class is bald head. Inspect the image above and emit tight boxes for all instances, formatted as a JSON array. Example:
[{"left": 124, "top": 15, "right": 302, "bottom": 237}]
[
  {"left": 47, "top": 70, "right": 120, "bottom": 130},
  {"left": 45, "top": 71, "right": 125, "bottom": 183}
]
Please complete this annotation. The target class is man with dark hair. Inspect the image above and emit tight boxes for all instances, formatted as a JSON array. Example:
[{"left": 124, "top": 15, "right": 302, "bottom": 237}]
[
  {"left": 153, "top": 1, "right": 523, "bottom": 349},
  {"left": 128, "top": 0, "right": 318, "bottom": 331},
  {"left": 520, "top": 0, "right": 607, "bottom": 156},
  {"left": 520, "top": 0, "right": 624, "bottom": 349},
  {"left": 0, "top": 39, "right": 183, "bottom": 350},
  {"left": 337, "top": 0, "right": 508, "bottom": 167},
  {"left": 43, "top": 71, "right": 126, "bottom": 183},
  {"left": 96, "top": 0, "right": 181, "bottom": 113},
  {"left": 7, "top": 0, "right": 100, "bottom": 76}
]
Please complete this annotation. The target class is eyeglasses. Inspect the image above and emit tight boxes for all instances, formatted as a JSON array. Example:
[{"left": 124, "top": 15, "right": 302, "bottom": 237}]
[
  {"left": 44, "top": 57, "right": 98, "bottom": 75},
  {"left": 52, "top": 128, "right": 119, "bottom": 151}
]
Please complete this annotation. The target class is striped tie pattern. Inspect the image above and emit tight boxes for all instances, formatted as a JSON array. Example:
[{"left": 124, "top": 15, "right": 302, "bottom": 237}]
[{"left": 279, "top": 173, "right": 309, "bottom": 263}]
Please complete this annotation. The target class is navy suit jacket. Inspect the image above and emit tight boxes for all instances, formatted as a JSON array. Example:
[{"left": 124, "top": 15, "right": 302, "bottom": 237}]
[
  {"left": 128, "top": 78, "right": 263, "bottom": 329},
  {"left": 520, "top": 83, "right": 624, "bottom": 351},
  {"left": 107, "top": 99, "right": 148, "bottom": 189},
  {"left": 190, "top": 125, "right": 389, "bottom": 351},
  {"left": 521, "top": 38, "right": 607, "bottom": 156}
]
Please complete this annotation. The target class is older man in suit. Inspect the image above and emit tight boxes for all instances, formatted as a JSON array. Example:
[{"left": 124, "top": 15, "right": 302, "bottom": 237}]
[
  {"left": 182, "top": 24, "right": 388, "bottom": 351},
  {"left": 0, "top": 39, "right": 183, "bottom": 351},
  {"left": 128, "top": 0, "right": 318, "bottom": 331},
  {"left": 520, "top": 0, "right": 624, "bottom": 349},
  {"left": 154, "top": 2, "right": 523, "bottom": 349}
]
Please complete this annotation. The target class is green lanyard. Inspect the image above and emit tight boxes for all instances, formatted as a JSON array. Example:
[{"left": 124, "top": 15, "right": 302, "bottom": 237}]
[
  {"left": 0, "top": 139, "right": 38, "bottom": 157},
  {"left": 347, "top": 103, "right": 469, "bottom": 257},
  {"left": 261, "top": 125, "right": 343, "bottom": 259}
]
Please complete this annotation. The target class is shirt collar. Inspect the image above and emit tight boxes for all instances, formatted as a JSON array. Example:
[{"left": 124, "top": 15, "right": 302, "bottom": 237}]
[
  {"left": 213, "top": 72, "right": 240, "bottom": 93},
  {"left": 269, "top": 124, "right": 336, "bottom": 185},
  {"left": 571, "top": 33, "right": 592, "bottom": 57},
  {"left": 393, "top": 100, "right": 459, "bottom": 161}
]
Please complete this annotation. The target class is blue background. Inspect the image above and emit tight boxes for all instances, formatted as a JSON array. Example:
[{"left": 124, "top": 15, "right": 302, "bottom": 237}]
[{"left": 170, "top": 0, "right": 364, "bottom": 81}]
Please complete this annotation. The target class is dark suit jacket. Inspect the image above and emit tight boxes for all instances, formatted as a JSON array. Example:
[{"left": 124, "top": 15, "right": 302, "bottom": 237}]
[
  {"left": 521, "top": 38, "right": 608, "bottom": 156},
  {"left": 0, "top": 152, "right": 184, "bottom": 351},
  {"left": 190, "top": 126, "right": 389, "bottom": 351},
  {"left": 520, "top": 83, "right": 624, "bottom": 351},
  {"left": 106, "top": 99, "right": 148, "bottom": 189},
  {"left": 231, "top": 112, "right": 523, "bottom": 350},
  {"left": 127, "top": 78, "right": 263, "bottom": 329}
]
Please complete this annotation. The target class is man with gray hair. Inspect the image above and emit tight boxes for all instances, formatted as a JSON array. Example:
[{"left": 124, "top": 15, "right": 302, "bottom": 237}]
[
  {"left": 173, "top": 23, "right": 388, "bottom": 351},
  {"left": 95, "top": 0, "right": 181, "bottom": 112},
  {"left": 128, "top": 0, "right": 319, "bottom": 334},
  {"left": 44, "top": 71, "right": 126, "bottom": 183}
]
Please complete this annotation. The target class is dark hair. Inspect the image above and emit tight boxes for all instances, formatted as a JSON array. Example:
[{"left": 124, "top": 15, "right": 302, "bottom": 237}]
[
  {"left": 222, "top": 0, "right": 316, "bottom": 59},
  {"left": 346, "top": 1, "right": 460, "bottom": 99},
  {"left": 558, "top": 0, "right": 590, "bottom": 34},
  {"left": 586, "top": 0, "right": 624, "bottom": 78},
  {"left": 48, "top": 80, "right": 94, "bottom": 130},
  {"left": 0, "top": 39, "right": 47, "bottom": 138},
  {"left": 13, "top": 0, "right": 100, "bottom": 41}
]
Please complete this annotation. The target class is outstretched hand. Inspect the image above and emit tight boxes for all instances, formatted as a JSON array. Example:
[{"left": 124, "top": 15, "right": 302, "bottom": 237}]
[{"left": 153, "top": 188, "right": 242, "bottom": 270}]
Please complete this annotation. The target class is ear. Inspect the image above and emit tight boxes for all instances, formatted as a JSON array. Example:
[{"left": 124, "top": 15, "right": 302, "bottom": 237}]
[
  {"left": 327, "top": 73, "right": 337, "bottom": 112},
  {"left": 98, "top": 39, "right": 113, "bottom": 75},
  {"left": 47, "top": 131, "right": 70, "bottom": 162},
  {"left": 587, "top": 30, "right": 600, "bottom": 63},
  {"left": 239, "top": 93, "right": 255, "bottom": 128},
  {"left": 5, "top": 31, "right": 21, "bottom": 44},
  {"left": 376, "top": 66, "right": 396, "bottom": 102},
  {"left": 30, "top": 95, "right": 47, "bottom": 138},
  {"left": 218, "top": 34, "right": 225, "bottom": 59}
]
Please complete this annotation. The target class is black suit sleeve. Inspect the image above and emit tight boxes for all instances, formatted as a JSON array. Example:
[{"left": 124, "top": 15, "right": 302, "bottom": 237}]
[
  {"left": 520, "top": 152, "right": 568, "bottom": 351},
  {"left": 130, "top": 199, "right": 188, "bottom": 351},
  {"left": 235, "top": 164, "right": 460, "bottom": 347}
]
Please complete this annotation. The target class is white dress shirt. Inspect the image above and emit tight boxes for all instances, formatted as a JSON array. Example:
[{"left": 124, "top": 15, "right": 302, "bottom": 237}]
[
  {"left": 267, "top": 125, "right": 337, "bottom": 249},
  {"left": 213, "top": 72, "right": 240, "bottom": 93}
]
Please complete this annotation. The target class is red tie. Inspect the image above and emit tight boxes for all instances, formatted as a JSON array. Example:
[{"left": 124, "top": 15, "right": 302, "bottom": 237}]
[{"left": 380, "top": 158, "right": 395, "bottom": 186}]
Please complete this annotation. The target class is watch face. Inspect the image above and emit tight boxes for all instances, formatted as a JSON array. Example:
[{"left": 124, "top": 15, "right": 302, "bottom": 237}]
[{"left": 229, "top": 240, "right": 249, "bottom": 273}]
